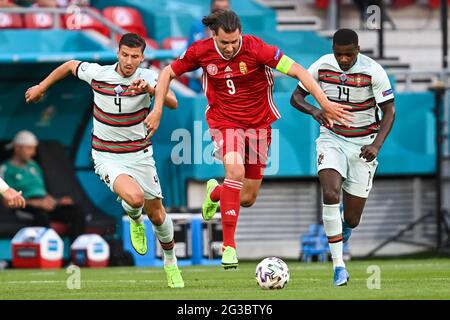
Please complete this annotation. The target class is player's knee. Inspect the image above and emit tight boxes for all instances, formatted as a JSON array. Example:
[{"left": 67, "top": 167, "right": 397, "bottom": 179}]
[
  {"left": 322, "top": 189, "right": 340, "bottom": 204},
  {"left": 148, "top": 208, "right": 165, "bottom": 225},
  {"left": 345, "top": 216, "right": 361, "bottom": 228},
  {"left": 241, "top": 193, "right": 257, "bottom": 207},
  {"left": 225, "top": 166, "right": 245, "bottom": 181},
  {"left": 126, "top": 190, "right": 145, "bottom": 208}
]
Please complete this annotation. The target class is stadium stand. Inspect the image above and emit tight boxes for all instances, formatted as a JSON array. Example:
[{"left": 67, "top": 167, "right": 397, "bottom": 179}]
[{"left": 102, "top": 6, "right": 147, "bottom": 37}]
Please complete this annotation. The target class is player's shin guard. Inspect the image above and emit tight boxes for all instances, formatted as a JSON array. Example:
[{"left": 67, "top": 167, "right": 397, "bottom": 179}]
[
  {"left": 221, "top": 179, "right": 243, "bottom": 249},
  {"left": 152, "top": 214, "right": 176, "bottom": 265},
  {"left": 323, "top": 203, "right": 345, "bottom": 269},
  {"left": 122, "top": 200, "right": 143, "bottom": 223}
]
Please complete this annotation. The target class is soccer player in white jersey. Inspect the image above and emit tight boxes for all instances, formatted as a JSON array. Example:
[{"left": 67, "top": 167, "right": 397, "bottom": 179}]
[
  {"left": 24, "top": 33, "right": 184, "bottom": 288},
  {"left": 290, "top": 29, "right": 395, "bottom": 286}
]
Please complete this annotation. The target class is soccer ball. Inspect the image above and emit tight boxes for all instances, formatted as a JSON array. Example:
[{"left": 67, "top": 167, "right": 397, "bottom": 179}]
[{"left": 255, "top": 257, "right": 290, "bottom": 290}]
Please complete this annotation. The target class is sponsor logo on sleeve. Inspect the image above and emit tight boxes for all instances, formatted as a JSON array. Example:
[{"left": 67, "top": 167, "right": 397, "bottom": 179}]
[
  {"left": 382, "top": 88, "right": 393, "bottom": 97},
  {"left": 274, "top": 48, "right": 281, "bottom": 61}
]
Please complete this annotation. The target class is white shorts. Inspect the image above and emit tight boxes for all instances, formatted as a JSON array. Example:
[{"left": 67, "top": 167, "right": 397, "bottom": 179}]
[
  {"left": 316, "top": 129, "right": 378, "bottom": 198},
  {"left": 92, "top": 147, "right": 163, "bottom": 200}
]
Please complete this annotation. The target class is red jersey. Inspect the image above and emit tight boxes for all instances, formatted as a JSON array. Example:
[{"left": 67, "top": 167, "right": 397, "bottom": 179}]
[{"left": 171, "top": 35, "right": 283, "bottom": 129}]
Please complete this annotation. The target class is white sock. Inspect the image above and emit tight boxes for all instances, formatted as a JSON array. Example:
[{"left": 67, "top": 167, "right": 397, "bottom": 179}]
[
  {"left": 323, "top": 203, "right": 345, "bottom": 269},
  {"left": 122, "top": 200, "right": 144, "bottom": 224},
  {"left": 152, "top": 214, "right": 177, "bottom": 265}
]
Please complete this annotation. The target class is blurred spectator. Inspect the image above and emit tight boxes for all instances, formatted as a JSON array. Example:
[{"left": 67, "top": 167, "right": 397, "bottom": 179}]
[
  {"left": 187, "top": 0, "right": 231, "bottom": 92},
  {"left": 353, "top": 0, "right": 396, "bottom": 29},
  {"left": 0, "top": 130, "right": 85, "bottom": 242}
]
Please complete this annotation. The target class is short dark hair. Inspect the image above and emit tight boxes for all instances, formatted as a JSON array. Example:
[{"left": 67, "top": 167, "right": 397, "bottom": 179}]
[
  {"left": 119, "top": 33, "right": 146, "bottom": 52},
  {"left": 333, "top": 29, "right": 359, "bottom": 46},
  {"left": 202, "top": 9, "right": 241, "bottom": 34}
]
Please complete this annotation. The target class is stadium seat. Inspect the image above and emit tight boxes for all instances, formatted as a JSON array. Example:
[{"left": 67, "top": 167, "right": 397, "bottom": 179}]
[
  {"left": 64, "top": 8, "right": 109, "bottom": 37},
  {"left": 145, "top": 37, "right": 159, "bottom": 50},
  {"left": 0, "top": 12, "right": 24, "bottom": 29},
  {"left": 314, "top": 0, "right": 329, "bottom": 9},
  {"left": 162, "top": 37, "right": 188, "bottom": 56},
  {"left": 103, "top": 6, "right": 147, "bottom": 37},
  {"left": 162, "top": 37, "right": 189, "bottom": 85},
  {"left": 24, "top": 12, "right": 59, "bottom": 29},
  {"left": 427, "top": 0, "right": 450, "bottom": 8}
]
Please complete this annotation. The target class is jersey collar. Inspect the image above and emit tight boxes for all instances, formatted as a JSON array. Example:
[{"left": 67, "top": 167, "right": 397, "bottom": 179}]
[{"left": 213, "top": 35, "right": 243, "bottom": 61}]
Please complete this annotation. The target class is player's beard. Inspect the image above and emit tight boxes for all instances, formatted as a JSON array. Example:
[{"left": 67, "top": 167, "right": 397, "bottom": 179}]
[{"left": 120, "top": 64, "right": 136, "bottom": 77}]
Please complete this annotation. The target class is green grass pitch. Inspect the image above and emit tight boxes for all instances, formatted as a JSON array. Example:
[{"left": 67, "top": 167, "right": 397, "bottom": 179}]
[{"left": 0, "top": 258, "right": 449, "bottom": 300}]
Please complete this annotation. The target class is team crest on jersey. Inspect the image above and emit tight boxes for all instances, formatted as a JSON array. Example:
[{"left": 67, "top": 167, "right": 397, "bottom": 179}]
[
  {"left": 239, "top": 62, "right": 248, "bottom": 74},
  {"left": 207, "top": 64, "right": 218, "bottom": 76},
  {"left": 114, "top": 85, "right": 124, "bottom": 95},
  {"left": 339, "top": 73, "right": 348, "bottom": 84}
]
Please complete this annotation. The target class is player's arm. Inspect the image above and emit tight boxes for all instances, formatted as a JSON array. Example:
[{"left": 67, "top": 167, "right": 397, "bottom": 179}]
[
  {"left": 129, "top": 78, "right": 178, "bottom": 109},
  {"left": 278, "top": 58, "right": 352, "bottom": 127},
  {"left": 360, "top": 101, "right": 395, "bottom": 162},
  {"left": 144, "top": 65, "right": 178, "bottom": 137},
  {"left": 290, "top": 86, "right": 328, "bottom": 126},
  {"left": 25, "top": 60, "right": 81, "bottom": 104}
]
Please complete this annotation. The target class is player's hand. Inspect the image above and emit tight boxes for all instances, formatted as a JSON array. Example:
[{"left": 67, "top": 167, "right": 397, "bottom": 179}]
[
  {"left": 311, "top": 109, "right": 331, "bottom": 128},
  {"left": 25, "top": 84, "right": 45, "bottom": 104},
  {"left": 128, "top": 79, "right": 150, "bottom": 96},
  {"left": 1, "top": 188, "right": 26, "bottom": 209},
  {"left": 359, "top": 144, "right": 380, "bottom": 162},
  {"left": 41, "top": 195, "right": 57, "bottom": 212},
  {"left": 321, "top": 101, "right": 353, "bottom": 128},
  {"left": 57, "top": 196, "right": 74, "bottom": 206},
  {"left": 144, "top": 109, "right": 162, "bottom": 139}
]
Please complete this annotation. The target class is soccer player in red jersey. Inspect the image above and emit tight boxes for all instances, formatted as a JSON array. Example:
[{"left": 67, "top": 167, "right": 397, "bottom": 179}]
[{"left": 145, "top": 10, "right": 352, "bottom": 269}]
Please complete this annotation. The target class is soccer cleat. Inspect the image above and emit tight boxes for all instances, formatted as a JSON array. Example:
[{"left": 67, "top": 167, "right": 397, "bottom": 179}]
[
  {"left": 333, "top": 266, "right": 350, "bottom": 286},
  {"left": 202, "top": 179, "right": 220, "bottom": 221},
  {"left": 164, "top": 265, "right": 185, "bottom": 288},
  {"left": 129, "top": 216, "right": 147, "bottom": 255},
  {"left": 342, "top": 220, "right": 352, "bottom": 243},
  {"left": 221, "top": 246, "right": 238, "bottom": 269}
]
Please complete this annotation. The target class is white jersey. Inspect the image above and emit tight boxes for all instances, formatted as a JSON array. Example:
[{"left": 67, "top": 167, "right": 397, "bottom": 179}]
[
  {"left": 298, "top": 53, "right": 394, "bottom": 141},
  {"left": 77, "top": 62, "right": 158, "bottom": 155}
]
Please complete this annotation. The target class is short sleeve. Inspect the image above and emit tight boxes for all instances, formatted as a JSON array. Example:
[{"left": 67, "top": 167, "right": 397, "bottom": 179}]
[
  {"left": 254, "top": 37, "right": 283, "bottom": 69},
  {"left": 77, "top": 62, "right": 102, "bottom": 84},
  {"left": 297, "top": 59, "right": 321, "bottom": 94},
  {"left": 372, "top": 64, "right": 394, "bottom": 106},
  {"left": 171, "top": 43, "right": 200, "bottom": 76},
  {"left": 140, "top": 69, "right": 158, "bottom": 88}
]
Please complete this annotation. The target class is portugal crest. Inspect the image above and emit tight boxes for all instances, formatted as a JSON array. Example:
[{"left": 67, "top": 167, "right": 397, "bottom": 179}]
[{"left": 339, "top": 73, "right": 348, "bottom": 84}]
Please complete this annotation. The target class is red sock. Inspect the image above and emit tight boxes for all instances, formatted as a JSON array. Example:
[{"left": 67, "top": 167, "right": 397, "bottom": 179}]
[
  {"left": 210, "top": 185, "right": 223, "bottom": 202},
  {"left": 221, "top": 179, "right": 242, "bottom": 248}
]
